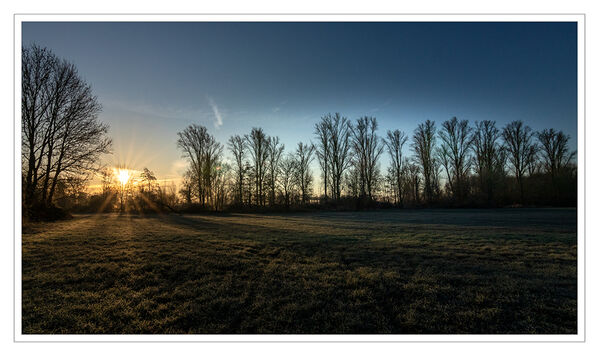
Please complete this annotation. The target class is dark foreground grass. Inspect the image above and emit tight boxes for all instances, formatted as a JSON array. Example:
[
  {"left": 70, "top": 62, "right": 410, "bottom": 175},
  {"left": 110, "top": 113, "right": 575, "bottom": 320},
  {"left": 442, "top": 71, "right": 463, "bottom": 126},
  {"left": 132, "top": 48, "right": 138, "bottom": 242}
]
[{"left": 22, "top": 209, "right": 577, "bottom": 334}]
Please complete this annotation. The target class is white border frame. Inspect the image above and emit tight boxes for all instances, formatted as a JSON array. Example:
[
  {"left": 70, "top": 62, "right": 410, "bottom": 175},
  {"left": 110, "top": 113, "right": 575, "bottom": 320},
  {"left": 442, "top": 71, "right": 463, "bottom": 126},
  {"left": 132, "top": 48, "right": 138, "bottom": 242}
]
[{"left": 13, "top": 13, "right": 586, "bottom": 343}]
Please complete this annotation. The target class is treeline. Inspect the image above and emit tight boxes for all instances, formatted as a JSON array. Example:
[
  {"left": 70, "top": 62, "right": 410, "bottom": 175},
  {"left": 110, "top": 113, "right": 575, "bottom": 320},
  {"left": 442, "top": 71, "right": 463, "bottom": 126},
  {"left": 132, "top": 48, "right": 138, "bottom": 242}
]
[
  {"left": 22, "top": 45, "right": 577, "bottom": 216},
  {"left": 173, "top": 114, "right": 576, "bottom": 212}
]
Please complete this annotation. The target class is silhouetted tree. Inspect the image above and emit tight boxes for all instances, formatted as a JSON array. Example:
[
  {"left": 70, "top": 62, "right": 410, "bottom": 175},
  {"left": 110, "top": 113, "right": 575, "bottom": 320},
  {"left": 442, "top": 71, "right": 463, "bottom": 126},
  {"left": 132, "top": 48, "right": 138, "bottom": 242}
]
[
  {"left": 22, "top": 44, "right": 112, "bottom": 212},
  {"left": 537, "top": 128, "right": 576, "bottom": 203},
  {"left": 472, "top": 120, "right": 505, "bottom": 205},
  {"left": 279, "top": 154, "right": 297, "bottom": 209},
  {"left": 176, "top": 124, "right": 223, "bottom": 209},
  {"left": 384, "top": 129, "right": 408, "bottom": 206},
  {"left": 327, "top": 113, "right": 353, "bottom": 201},
  {"left": 537, "top": 129, "right": 576, "bottom": 181},
  {"left": 502, "top": 121, "right": 537, "bottom": 203},
  {"left": 227, "top": 135, "right": 247, "bottom": 206},
  {"left": 350, "top": 117, "right": 384, "bottom": 201},
  {"left": 267, "top": 136, "right": 284, "bottom": 206},
  {"left": 295, "top": 142, "right": 315, "bottom": 204},
  {"left": 247, "top": 128, "right": 269, "bottom": 206},
  {"left": 314, "top": 115, "right": 332, "bottom": 201},
  {"left": 438, "top": 117, "right": 473, "bottom": 203},
  {"left": 412, "top": 120, "right": 439, "bottom": 204}
]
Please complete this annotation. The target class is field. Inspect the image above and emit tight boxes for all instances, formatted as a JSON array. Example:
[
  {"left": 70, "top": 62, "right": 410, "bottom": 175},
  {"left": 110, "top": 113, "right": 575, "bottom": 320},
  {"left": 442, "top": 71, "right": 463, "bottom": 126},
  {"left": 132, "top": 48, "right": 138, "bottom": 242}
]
[{"left": 21, "top": 209, "right": 577, "bottom": 334}]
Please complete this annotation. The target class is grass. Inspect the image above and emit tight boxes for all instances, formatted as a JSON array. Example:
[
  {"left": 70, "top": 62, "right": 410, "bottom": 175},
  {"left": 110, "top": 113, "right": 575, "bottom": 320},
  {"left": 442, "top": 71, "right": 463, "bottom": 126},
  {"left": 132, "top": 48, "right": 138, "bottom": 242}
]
[{"left": 21, "top": 208, "right": 577, "bottom": 334}]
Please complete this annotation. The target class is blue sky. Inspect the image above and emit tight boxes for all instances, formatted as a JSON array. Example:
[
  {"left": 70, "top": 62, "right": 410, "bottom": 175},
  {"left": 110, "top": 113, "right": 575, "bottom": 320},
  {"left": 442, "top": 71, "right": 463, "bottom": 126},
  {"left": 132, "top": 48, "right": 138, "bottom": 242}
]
[{"left": 22, "top": 22, "right": 578, "bottom": 187}]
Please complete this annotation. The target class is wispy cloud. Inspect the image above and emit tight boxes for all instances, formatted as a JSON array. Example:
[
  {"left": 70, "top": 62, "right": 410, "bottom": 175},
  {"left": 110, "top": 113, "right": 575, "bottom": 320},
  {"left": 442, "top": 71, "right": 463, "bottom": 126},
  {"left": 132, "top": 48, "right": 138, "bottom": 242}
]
[
  {"left": 272, "top": 99, "right": 287, "bottom": 113},
  {"left": 208, "top": 97, "right": 223, "bottom": 129},
  {"left": 101, "top": 97, "right": 211, "bottom": 123}
]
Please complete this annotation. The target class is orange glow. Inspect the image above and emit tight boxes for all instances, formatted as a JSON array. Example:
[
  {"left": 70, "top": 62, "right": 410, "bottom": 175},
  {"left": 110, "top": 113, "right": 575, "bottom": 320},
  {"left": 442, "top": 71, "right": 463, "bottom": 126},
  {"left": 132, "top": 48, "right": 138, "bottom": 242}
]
[{"left": 115, "top": 168, "right": 131, "bottom": 186}]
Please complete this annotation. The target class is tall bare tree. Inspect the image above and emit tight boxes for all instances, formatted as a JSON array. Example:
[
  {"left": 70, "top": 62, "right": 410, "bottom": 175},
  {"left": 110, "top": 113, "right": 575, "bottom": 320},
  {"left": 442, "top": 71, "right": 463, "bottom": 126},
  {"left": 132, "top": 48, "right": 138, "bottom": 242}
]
[
  {"left": 328, "top": 113, "right": 352, "bottom": 200},
  {"left": 314, "top": 115, "right": 332, "bottom": 200},
  {"left": 227, "top": 135, "right": 247, "bottom": 206},
  {"left": 537, "top": 128, "right": 576, "bottom": 202},
  {"left": 247, "top": 128, "right": 269, "bottom": 206},
  {"left": 350, "top": 117, "right": 384, "bottom": 200},
  {"left": 177, "top": 124, "right": 223, "bottom": 208},
  {"left": 537, "top": 129, "right": 575, "bottom": 179},
  {"left": 502, "top": 121, "right": 536, "bottom": 203},
  {"left": 295, "top": 142, "right": 315, "bottom": 204},
  {"left": 267, "top": 136, "right": 285, "bottom": 205},
  {"left": 22, "top": 44, "right": 111, "bottom": 210},
  {"left": 384, "top": 129, "right": 408, "bottom": 206},
  {"left": 412, "top": 120, "right": 439, "bottom": 204},
  {"left": 279, "top": 154, "right": 297, "bottom": 209},
  {"left": 472, "top": 120, "right": 505, "bottom": 204},
  {"left": 437, "top": 117, "right": 473, "bottom": 202}
]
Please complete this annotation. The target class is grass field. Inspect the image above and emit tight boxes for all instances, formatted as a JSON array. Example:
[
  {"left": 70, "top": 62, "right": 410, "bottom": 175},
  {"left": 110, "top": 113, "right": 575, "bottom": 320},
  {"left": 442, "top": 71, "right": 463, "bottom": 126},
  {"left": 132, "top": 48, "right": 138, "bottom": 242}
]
[{"left": 21, "top": 209, "right": 577, "bottom": 334}]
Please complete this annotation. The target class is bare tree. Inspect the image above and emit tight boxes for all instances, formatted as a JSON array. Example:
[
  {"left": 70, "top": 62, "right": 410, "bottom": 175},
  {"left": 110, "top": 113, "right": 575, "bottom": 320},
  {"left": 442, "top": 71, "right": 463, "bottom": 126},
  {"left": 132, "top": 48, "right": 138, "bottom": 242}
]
[
  {"left": 437, "top": 117, "right": 473, "bottom": 202},
  {"left": 314, "top": 115, "right": 332, "bottom": 201},
  {"left": 328, "top": 113, "right": 353, "bottom": 200},
  {"left": 412, "top": 120, "right": 439, "bottom": 204},
  {"left": 502, "top": 121, "right": 536, "bottom": 203},
  {"left": 537, "top": 128, "right": 576, "bottom": 202},
  {"left": 350, "top": 117, "right": 384, "bottom": 200},
  {"left": 384, "top": 129, "right": 408, "bottom": 206},
  {"left": 176, "top": 124, "right": 223, "bottom": 209},
  {"left": 267, "top": 136, "right": 284, "bottom": 206},
  {"left": 22, "top": 45, "right": 56, "bottom": 207},
  {"left": 537, "top": 129, "right": 576, "bottom": 179},
  {"left": 247, "top": 128, "right": 269, "bottom": 206},
  {"left": 472, "top": 120, "right": 505, "bottom": 204},
  {"left": 295, "top": 142, "right": 315, "bottom": 204},
  {"left": 227, "top": 135, "right": 247, "bottom": 206},
  {"left": 22, "top": 44, "right": 112, "bottom": 210},
  {"left": 279, "top": 154, "right": 296, "bottom": 209}
]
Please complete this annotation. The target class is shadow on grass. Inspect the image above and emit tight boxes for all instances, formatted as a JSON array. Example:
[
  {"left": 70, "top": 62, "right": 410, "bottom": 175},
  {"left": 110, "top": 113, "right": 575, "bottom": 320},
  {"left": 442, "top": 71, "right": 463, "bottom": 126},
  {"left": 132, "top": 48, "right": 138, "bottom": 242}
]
[{"left": 22, "top": 210, "right": 577, "bottom": 334}]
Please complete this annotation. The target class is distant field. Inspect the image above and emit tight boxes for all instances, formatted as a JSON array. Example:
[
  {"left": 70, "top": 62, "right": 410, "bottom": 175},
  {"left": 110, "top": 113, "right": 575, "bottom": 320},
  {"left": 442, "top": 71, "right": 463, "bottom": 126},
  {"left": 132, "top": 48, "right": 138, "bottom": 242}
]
[{"left": 21, "top": 209, "right": 577, "bottom": 334}]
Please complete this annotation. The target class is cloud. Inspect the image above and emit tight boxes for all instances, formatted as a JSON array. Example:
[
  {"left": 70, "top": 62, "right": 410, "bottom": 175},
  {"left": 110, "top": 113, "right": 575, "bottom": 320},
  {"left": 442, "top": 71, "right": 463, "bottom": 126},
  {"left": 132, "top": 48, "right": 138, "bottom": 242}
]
[
  {"left": 208, "top": 97, "right": 223, "bottom": 129},
  {"left": 102, "top": 97, "right": 212, "bottom": 124}
]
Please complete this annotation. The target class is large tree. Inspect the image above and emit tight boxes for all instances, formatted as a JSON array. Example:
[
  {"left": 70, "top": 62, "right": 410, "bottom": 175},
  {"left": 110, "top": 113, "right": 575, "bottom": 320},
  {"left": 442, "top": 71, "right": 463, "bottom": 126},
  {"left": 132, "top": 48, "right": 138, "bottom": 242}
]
[
  {"left": 537, "top": 129, "right": 576, "bottom": 180},
  {"left": 314, "top": 115, "right": 332, "bottom": 201},
  {"left": 412, "top": 120, "right": 439, "bottom": 204},
  {"left": 295, "top": 142, "right": 315, "bottom": 204},
  {"left": 227, "top": 135, "right": 247, "bottom": 206},
  {"left": 350, "top": 117, "right": 384, "bottom": 200},
  {"left": 384, "top": 129, "right": 408, "bottom": 206},
  {"left": 279, "top": 154, "right": 297, "bottom": 209},
  {"left": 502, "top": 121, "right": 537, "bottom": 203},
  {"left": 266, "top": 136, "right": 285, "bottom": 205},
  {"left": 22, "top": 44, "right": 112, "bottom": 210},
  {"left": 327, "top": 113, "right": 352, "bottom": 200},
  {"left": 247, "top": 128, "right": 269, "bottom": 206},
  {"left": 536, "top": 128, "right": 576, "bottom": 202},
  {"left": 176, "top": 124, "right": 223, "bottom": 208},
  {"left": 472, "top": 120, "right": 505, "bottom": 205},
  {"left": 437, "top": 117, "right": 473, "bottom": 202}
]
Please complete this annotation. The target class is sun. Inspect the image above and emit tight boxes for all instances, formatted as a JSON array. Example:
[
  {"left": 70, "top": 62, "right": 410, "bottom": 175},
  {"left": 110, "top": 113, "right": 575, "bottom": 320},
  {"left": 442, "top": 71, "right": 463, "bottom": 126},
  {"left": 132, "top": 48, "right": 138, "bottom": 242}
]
[{"left": 115, "top": 168, "right": 131, "bottom": 185}]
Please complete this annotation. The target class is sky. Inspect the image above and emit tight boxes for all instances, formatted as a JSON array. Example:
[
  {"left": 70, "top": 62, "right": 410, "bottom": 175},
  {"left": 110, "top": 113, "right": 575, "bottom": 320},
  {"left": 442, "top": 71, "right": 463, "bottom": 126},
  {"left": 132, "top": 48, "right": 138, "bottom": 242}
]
[{"left": 21, "top": 22, "right": 578, "bottom": 191}]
